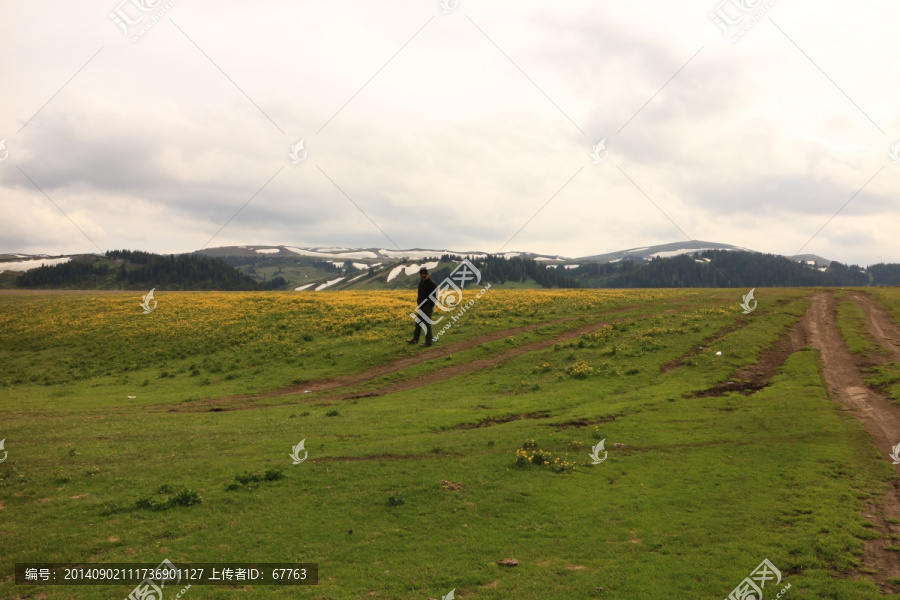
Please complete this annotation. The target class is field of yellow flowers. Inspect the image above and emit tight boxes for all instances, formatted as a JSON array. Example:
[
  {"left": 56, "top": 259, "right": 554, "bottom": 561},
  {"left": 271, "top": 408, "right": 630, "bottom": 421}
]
[
  {"left": 3, "top": 287, "right": 898, "bottom": 600},
  {"left": 0, "top": 288, "right": 696, "bottom": 391}
]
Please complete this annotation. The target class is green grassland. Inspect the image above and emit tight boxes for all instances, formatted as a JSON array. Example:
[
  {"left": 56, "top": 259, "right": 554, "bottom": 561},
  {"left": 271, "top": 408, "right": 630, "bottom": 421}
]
[{"left": 1, "top": 288, "right": 899, "bottom": 599}]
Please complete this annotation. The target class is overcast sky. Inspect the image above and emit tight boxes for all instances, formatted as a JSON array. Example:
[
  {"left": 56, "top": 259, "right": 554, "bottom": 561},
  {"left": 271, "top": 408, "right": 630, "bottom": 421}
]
[{"left": 1, "top": 0, "right": 898, "bottom": 264}]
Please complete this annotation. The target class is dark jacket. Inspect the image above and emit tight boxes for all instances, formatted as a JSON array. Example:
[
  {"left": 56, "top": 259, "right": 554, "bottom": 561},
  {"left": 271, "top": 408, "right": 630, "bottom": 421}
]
[{"left": 417, "top": 277, "right": 438, "bottom": 308}]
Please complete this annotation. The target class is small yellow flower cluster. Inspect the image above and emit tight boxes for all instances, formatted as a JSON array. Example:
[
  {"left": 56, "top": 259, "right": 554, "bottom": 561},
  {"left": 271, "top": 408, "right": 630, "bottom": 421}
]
[
  {"left": 550, "top": 456, "right": 577, "bottom": 473},
  {"left": 514, "top": 447, "right": 552, "bottom": 466},
  {"left": 565, "top": 360, "right": 594, "bottom": 379}
]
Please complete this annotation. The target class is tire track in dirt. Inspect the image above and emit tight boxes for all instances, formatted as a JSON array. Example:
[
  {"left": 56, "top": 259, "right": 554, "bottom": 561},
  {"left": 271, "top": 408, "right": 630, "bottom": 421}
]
[
  {"left": 172, "top": 305, "right": 654, "bottom": 412},
  {"left": 660, "top": 297, "right": 799, "bottom": 374},
  {"left": 847, "top": 291, "right": 900, "bottom": 363},
  {"left": 686, "top": 313, "right": 809, "bottom": 398},
  {"left": 326, "top": 316, "right": 656, "bottom": 403},
  {"left": 807, "top": 292, "right": 900, "bottom": 592}
]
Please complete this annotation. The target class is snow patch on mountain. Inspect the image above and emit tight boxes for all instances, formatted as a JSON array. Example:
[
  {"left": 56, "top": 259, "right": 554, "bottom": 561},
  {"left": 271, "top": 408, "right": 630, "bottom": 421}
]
[
  {"left": 0, "top": 257, "right": 71, "bottom": 273},
  {"left": 285, "top": 247, "right": 378, "bottom": 259},
  {"left": 386, "top": 261, "right": 439, "bottom": 282}
]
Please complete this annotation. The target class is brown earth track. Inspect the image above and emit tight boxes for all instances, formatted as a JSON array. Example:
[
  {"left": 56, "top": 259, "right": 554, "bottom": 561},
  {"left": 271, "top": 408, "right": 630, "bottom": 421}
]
[
  {"left": 325, "top": 315, "right": 665, "bottom": 404},
  {"left": 169, "top": 305, "right": 677, "bottom": 413},
  {"left": 846, "top": 291, "right": 900, "bottom": 363},
  {"left": 169, "top": 315, "right": 583, "bottom": 411},
  {"left": 807, "top": 292, "right": 900, "bottom": 592},
  {"left": 660, "top": 318, "right": 748, "bottom": 374},
  {"left": 660, "top": 297, "right": 798, "bottom": 374},
  {"left": 448, "top": 411, "right": 550, "bottom": 430},
  {"left": 687, "top": 314, "right": 809, "bottom": 398}
]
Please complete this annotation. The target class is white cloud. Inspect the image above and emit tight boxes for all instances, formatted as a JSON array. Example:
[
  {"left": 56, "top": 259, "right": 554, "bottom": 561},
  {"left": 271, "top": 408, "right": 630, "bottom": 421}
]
[{"left": 0, "top": 0, "right": 897, "bottom": 265}]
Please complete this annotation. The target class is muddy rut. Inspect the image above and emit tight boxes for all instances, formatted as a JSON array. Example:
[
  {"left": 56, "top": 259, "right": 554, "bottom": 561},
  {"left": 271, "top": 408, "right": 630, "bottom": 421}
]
[{"left": 807, "top": 292, "right": 900, "bottom": 592}]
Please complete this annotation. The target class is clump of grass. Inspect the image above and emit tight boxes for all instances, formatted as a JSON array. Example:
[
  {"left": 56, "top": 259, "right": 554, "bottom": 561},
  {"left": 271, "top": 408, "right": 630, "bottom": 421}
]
[
  {"left": 515, "top": 442, "right": 574, "bottom": 473},
  {"left": 387, "top": 496, "right": 405, "bottom": 506},
  {"left": 532, "top": 362, "right": 552, "bottom": 374},
  {"left": 530, "top": 449, "right": 552, "bottom": 465},
  {"left": 135, "top": 486, "right": 203, "bottom": 511},
  {"left": 100, "top": 502, "right": 122, "bottom": 516},
  {"left": 326, "top": 410, "right": 340, "bottom": 417},
  {"left": 226, "top": 469, "right": 285, "bottom": 491},
  {"left": 565, "top": 360, "right": 594, "bottom": 379},
  {"left": 550, "top": 456, "right": 576, "bottom": 473},
  {"left": 170, "top": 488, "right": 202, "bottom": 506}
]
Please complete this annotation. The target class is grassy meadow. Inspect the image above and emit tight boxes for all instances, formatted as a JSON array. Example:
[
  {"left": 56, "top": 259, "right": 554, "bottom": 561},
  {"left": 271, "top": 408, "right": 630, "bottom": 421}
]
[{"left": 1, "top": 288, "right": 899, "bottom": 599}]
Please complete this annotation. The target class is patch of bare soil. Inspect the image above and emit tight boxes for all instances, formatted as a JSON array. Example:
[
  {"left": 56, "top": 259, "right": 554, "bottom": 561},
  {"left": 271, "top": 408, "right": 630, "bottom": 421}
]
[
  {"left": 807, "top": 292, "right": 900, "bottom": 593},
  {"left": 448, "top": 411, "right": 550, "bottom": 430},
  {"left": 687, "top": 314, "right": 809, "bottom": 398},
  {"left": 543, "top": 415, "right": 620, "bottom": 429},
  {"left": 310, "top": 453, "right": 440, "bottom": 462}
]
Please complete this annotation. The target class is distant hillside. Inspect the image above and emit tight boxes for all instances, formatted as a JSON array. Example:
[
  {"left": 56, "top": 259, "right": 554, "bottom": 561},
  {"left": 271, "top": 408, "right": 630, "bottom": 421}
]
[
  {"left": 10, "top": 250, "right": 286, "bottom": 291},
  {"left": 3, "top": 242, "right": 897, "bottom": 290},
  {"left": 573, "top": 250, "right": 876, "bottom": 287}
]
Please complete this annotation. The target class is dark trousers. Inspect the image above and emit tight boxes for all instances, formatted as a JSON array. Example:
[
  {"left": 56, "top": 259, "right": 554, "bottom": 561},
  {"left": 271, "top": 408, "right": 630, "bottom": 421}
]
[{"left": 412, "top": 303, "right": 434, "bottom": 342}]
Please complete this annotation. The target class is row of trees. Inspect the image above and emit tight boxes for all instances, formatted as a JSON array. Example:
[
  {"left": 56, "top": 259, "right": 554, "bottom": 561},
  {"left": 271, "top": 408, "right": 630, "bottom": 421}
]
[
  {"left": 14, "top": 249, "right": 900, "bottom": 290},
  {"left": 418, "top": 251, "right": 898, "bottom": 288},
  {"left": 17, "top": 251, "right": 287, "bottom": 290}
]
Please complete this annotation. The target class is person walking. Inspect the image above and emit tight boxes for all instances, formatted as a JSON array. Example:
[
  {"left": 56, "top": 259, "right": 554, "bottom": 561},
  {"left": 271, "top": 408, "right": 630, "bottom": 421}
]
[{"left": 408, "top": 267, "right": 438, "bottom": 347}]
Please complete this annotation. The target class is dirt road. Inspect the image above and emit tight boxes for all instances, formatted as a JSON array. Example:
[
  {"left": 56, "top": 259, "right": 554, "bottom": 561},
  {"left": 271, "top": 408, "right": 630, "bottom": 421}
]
[{"left": 806, "top": 292, "right": 900, "bottom": 592}]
